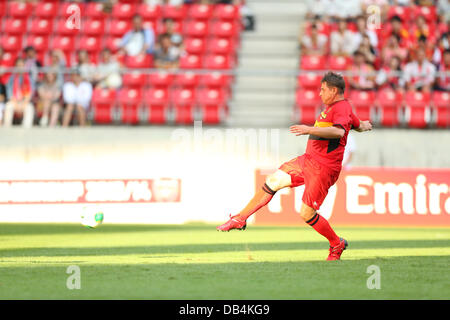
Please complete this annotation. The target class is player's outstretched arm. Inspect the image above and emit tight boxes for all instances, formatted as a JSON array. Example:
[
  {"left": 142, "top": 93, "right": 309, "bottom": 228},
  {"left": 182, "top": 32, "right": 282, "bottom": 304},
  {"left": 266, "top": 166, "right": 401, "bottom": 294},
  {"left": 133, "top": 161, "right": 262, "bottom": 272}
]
[
  {"left": 353, "top": 120, "right": 372, "bottom": 132},
  {"left": 290, "top": 125, "right": 345, "bottom": 139}
]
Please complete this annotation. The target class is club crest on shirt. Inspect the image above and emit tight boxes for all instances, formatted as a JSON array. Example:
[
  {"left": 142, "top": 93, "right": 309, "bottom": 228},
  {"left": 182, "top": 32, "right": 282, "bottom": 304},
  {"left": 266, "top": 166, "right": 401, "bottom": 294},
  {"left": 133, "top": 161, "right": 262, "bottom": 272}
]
[{"left": 320, "top": 111, "right": 327, "bottom": 119}]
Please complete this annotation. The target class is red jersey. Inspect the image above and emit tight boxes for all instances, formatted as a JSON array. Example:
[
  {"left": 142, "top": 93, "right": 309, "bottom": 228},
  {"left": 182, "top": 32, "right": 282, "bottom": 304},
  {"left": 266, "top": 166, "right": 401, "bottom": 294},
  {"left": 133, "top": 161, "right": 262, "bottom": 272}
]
[{"left": 305, "top": 99, "right": 360, "bottom": 171}]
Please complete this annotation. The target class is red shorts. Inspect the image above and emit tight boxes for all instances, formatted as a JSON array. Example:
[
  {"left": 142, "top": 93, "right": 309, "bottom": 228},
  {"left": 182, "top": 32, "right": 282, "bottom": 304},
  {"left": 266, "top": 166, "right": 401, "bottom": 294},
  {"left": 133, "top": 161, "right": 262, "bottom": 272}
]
[{"left": 279, "top": 154, "right": 341, "bottom": 211}]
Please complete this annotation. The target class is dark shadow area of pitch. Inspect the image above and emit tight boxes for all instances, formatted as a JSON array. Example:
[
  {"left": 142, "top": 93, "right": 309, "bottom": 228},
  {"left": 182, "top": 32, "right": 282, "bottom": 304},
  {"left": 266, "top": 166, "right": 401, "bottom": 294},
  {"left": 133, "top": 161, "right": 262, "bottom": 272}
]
[
  {"left": 0, "top": 256, "right": 449, "bottom": 299},
  {"left": 1, "top": 239, "right": 449, "bottom": 257}
]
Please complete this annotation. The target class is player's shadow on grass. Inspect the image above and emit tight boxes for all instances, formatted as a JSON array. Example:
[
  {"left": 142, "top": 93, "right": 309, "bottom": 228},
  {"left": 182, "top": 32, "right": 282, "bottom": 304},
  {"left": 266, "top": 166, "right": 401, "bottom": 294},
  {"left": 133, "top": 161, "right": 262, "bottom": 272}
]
[{"left": 1, "top": 239, "right": 449, "bottom": 258}]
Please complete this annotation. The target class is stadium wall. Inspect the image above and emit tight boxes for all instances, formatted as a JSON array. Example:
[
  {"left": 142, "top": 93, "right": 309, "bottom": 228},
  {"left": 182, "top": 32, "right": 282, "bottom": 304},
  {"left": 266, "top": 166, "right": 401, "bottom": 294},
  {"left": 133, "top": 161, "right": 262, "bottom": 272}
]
[{"left": 0, "top": 126, "right": 448, "bottom": 225}]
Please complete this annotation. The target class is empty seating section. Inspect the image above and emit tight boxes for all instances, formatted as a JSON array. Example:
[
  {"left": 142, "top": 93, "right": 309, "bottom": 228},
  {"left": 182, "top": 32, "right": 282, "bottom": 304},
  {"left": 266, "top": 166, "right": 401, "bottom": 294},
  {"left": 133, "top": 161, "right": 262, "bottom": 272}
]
[{"left": 0, "top": 1, "right": 241, "bottom": 125}]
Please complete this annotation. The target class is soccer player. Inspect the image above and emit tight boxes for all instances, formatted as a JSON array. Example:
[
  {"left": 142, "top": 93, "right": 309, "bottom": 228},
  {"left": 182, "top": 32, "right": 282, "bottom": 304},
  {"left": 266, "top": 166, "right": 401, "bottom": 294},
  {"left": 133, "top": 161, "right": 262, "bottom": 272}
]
[{"left": 217, "top": 72, "right": 373, "bottom": 261}]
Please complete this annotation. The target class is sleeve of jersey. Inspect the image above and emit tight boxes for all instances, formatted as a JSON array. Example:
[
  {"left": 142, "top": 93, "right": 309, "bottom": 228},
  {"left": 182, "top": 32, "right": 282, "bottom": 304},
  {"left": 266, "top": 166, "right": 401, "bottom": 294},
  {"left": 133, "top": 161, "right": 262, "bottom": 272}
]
[
  {"left": 331, "top": 107, "right": 351, "bottom": 132},
  {"left": 350, "top": 111, "right": 360, "bottom": 129}
]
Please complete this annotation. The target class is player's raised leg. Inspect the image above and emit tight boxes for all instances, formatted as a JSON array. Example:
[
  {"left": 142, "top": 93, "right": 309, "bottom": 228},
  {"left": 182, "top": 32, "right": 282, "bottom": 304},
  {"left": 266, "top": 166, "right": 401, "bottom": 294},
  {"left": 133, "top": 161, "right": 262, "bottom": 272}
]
[
  {"left": 216, "top": 169, "right": 292, "bottom": 231},
  {"left": 299, "top": 202, "right": 347, "bottom": 260}
]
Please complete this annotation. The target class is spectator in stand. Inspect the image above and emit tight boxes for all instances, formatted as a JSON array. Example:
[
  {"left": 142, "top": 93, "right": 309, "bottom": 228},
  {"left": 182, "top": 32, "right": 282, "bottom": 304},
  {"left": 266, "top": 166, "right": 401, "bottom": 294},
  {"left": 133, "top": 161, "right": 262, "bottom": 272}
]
[
  {"left": 47, "top": 49, "right": 66, "bottom": 88},
  {"left": 437, "top": 0, "right": 450, "bottom": 22},
  {"left": 94, "top": 49, "right": 122, "bottom": 89},
  {"left": 402, "top": 47, "right": 436, "bottom": 92},
  {"left": 357, "top": 34, "right": 377, "bottom": 66},
  {"left": 62, "top": 70, "right": 93, "bottom": 127},
  {"left": 163, "top": 18, "right": 184, "bottom": 49},
  {"left": 0, "top": 47, "right": 8, "bottom": 125},
  {"left": 154, "top": 33, "right": 181, "bottom": 70},
  {"left": 381, "top": 34, "right": 408, "bottom": 65},
  {"left": 376, "top": 55, "right": 404, "bottom": 91},
  {"left": 330, "top": 18, "right": 357, "bottom": 56},
  {"left": 348, "top": 50, "right": 376, "bottom": 90},
  {"left": 23, "top": 46, "right": 42, "bottom": 87},
  {"left": 435, "top": 49, "right": 450, "bottom": 91},
  {"left": 300, "top": 23, "right": 328, "bottom": 56},
  {"left": 410, "top": 15, "right": 436, "bottom": 44},
  {"left": 3, "top": 58, "right": 35, "bottom": 128},
  {"left": 387, "top": 15, "right": 410, "bottom": 48},
  {"left": 76, "top": 50, "right": 96, "bottom": 83},
  {"left": 37, "top": 72, "right": 61, "bottom": 127},
  {"left": 119, "top": 14, "right": 155, "bottom": 57},
  {"left": 327, "top": 0, "right": 362, "bottom": 20},
  {"left": 353, "top": 15, "right": 378, "bottom": 51}
]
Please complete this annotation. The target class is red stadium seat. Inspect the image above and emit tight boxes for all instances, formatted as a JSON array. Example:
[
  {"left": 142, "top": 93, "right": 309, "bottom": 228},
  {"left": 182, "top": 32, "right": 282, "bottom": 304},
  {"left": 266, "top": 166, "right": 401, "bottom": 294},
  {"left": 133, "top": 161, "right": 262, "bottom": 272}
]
[
  {"left": 91, "top": 88, "right": 117, "bottom": 124},
  {"left": 162, "top": 5, "right": 188, "bottom": 21},
  {"left": 29, "top": 18, "right": 54, "bottom": 35},
  {"left": 204, "top": 54, "right": 233, "bottom": 70},
  {"left": 105, "top": 36, "right": 123, "bottom": 53},
  {"left": 179, "top": 54, "right": 203, "bottom": 69},
  {"left": 349, "top": 90, "right": 376, "bottom": 122},
  {"left": 404, "top": 91, "right": 431, "bottom": 129},
  {"left": 213, "top": 4, "right": 240, "bottom": 20},
  {"left": 124, "top": 54, "right": 153, "bottom": 69},
  {"left": 0, "top": 2, "right": 6, "bottom": 18},
  {"left": 188, "top": 4, "right": 213, "bottom": 20},
  {"left": 148, "top": 71, "right": 174, "bottom": 89},
  {"left": 85, "top": 2, "right": 107, "bottom": 20},
  {"left": 185, "top": 20, "right": 209, "bottom": 38},
  {"left": 387, "top": 6, "right": 410, "bottom": 22},
  {"left": 207, "top": 38, "right": 235, "bottom": 55},
  {"left": 377, "top": 89, "right": 403, "bottom": 127},
  {"left": 432, "top": 91, "right": 450, "bottom": 128},
  {"left": 122, "top": 71, "right": 147, "bottom": 89},
  {"left": 51, "top": 35, "right": 75, "bottom": 53},
  {"left": 210, "top": 21, "right": 239, "bottom": 38},
  {"left": 35, "top": 2, "right": 59, "bottom": 18},
  {"left": 197, "top": 88, "right": 227, "bottom": 123},
  {"left": 144, "top": 88, "right": 170, "bottom": 124},
  {"left": 172, "top": 88, "right": 196, "bottom": 124},
  {"left": 184, "top": 38, "right": 207, "bottom": 55},
  {"left": 8, "top": 1, "right": 33, "bottom": 18},
  {"left": 56, "top": 18, "right": 81, "bottom": 36},
  {"left": 328, "top": 56, "right": 351, "bottom": 71},
  {"left": 300, "top": 55, "right": 326, "bottom": 70},
  {"left": 26, "top": 35, "right": 49, "bottom": 54},
  {"left": 4, "top": 18, "right": 27, "bottom": 35},
  {"left": 138, "top": 4, "right": 161, "bottom": 21},
  {"left": 297, "top": 72, "right": 321, "bottom": 89},
  {"left": 1, "top": 35, "right": 23, "bottom": 52},
  {"left": 296, "top": 89, "right": 321, "bottom": 125},
  {"left": 109, "top": 19, "right": 132, "bottom": 37},
  {"left": 112, "top": 3, "right": 137, "bottom": 20},
  {"left": 118, "top": 87, "right": 143, "bottom": 124},
  {"left": 174, "top": 72, "right": 200, "bottom": 88},
  {"left": 78, "top": 36, "right": 102, "bottom": 55},
  {"left": 1, "top": 51, "right": 17, "bottom": 67},
  {"left": 201, "top": 72, "right": 232, "bottom": 89},
  {"left": 83, "top": 19, "right": 106, "bottom": 36},
  {"left": 412, "top": 6, "right": 437, "bottom": 23}
]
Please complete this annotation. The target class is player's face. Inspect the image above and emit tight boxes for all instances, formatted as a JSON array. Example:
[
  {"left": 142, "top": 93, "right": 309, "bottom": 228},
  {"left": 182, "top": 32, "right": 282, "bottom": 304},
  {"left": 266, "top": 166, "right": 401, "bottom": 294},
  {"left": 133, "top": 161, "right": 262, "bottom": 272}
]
[{"left": 319, "top": 82, "right": 336, "bottom": 105}]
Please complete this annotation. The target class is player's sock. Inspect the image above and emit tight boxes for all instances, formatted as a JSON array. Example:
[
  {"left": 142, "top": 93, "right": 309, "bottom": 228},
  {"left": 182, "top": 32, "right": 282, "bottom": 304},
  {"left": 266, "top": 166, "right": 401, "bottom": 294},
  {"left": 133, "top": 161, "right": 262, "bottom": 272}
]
[
  {"left": 306, "top": 212, "right": 340, "bottom": 247},
  {"left": 236, "top": 183, "right": 276, "bottom": 221}
]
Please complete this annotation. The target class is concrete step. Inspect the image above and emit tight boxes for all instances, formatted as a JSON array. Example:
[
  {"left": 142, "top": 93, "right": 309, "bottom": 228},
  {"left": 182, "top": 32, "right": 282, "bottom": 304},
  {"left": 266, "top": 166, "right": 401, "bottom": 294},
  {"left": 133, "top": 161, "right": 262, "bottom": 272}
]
[
  {"left": 240, "top": 39, "right": 298, "bottom": 55},
  {"left": 238, "top": 56, "right": 298, "bottom": 70},
  {"left": 234, "top": 75, "right": 296, "bottom": 91},
  {"left": 233, "top": 91, "right": 295, "bottom": 105},
  {"left": 247, "top": 2, "right": 306, "bottom": 17}
]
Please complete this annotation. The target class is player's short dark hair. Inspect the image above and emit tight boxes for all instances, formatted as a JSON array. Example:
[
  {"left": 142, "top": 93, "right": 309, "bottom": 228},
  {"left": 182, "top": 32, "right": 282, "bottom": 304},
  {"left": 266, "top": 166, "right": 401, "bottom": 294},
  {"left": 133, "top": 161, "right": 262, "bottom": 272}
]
[{"left": 321, "top": 71, "right": 345, "bottom": 94}]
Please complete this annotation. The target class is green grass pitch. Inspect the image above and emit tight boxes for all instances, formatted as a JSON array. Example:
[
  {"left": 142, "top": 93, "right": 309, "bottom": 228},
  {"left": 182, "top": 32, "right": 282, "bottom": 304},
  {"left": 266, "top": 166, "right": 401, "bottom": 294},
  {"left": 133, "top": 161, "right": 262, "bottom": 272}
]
[{"left": 0, "top": 223, "right": 449, "bottom": 299}]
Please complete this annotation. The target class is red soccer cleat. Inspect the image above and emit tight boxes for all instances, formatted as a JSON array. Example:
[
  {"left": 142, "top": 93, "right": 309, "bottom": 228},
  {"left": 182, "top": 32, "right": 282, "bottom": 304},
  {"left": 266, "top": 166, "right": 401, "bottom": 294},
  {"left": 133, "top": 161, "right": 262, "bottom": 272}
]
[
  {"left": 216, "top": 214, "right": 247, "bottom": 232},
  {"left": 327, "top": 237, "right": 348, "bottom": 261}
]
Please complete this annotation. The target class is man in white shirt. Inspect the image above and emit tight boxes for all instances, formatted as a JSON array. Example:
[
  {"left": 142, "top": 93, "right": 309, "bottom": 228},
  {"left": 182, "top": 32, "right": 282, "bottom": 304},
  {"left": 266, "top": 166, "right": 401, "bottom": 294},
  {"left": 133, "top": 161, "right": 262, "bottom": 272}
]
[
  {"left": 62, "top": 71, "right": 93, "bottom": 127},
  {"left": 331, "top": 18, "right": 357, "bottom": 56},
  {"left": 402, "top": 47, "right": 437, "bottom": 92}
]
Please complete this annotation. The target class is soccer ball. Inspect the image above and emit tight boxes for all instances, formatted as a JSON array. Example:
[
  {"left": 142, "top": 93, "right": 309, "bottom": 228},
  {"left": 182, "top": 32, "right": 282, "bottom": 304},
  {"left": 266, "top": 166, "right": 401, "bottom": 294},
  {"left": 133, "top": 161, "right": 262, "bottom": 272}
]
[{"left": 80, "top": 206, "right": 104, "bottom": 228}]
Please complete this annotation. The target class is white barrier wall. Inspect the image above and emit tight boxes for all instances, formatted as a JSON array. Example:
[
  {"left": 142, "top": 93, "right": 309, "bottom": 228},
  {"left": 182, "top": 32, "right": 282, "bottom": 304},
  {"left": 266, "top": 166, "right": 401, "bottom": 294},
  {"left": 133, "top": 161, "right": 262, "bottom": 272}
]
[{"left": 0, "top": 126, "right": 449, "bottom": 224}]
